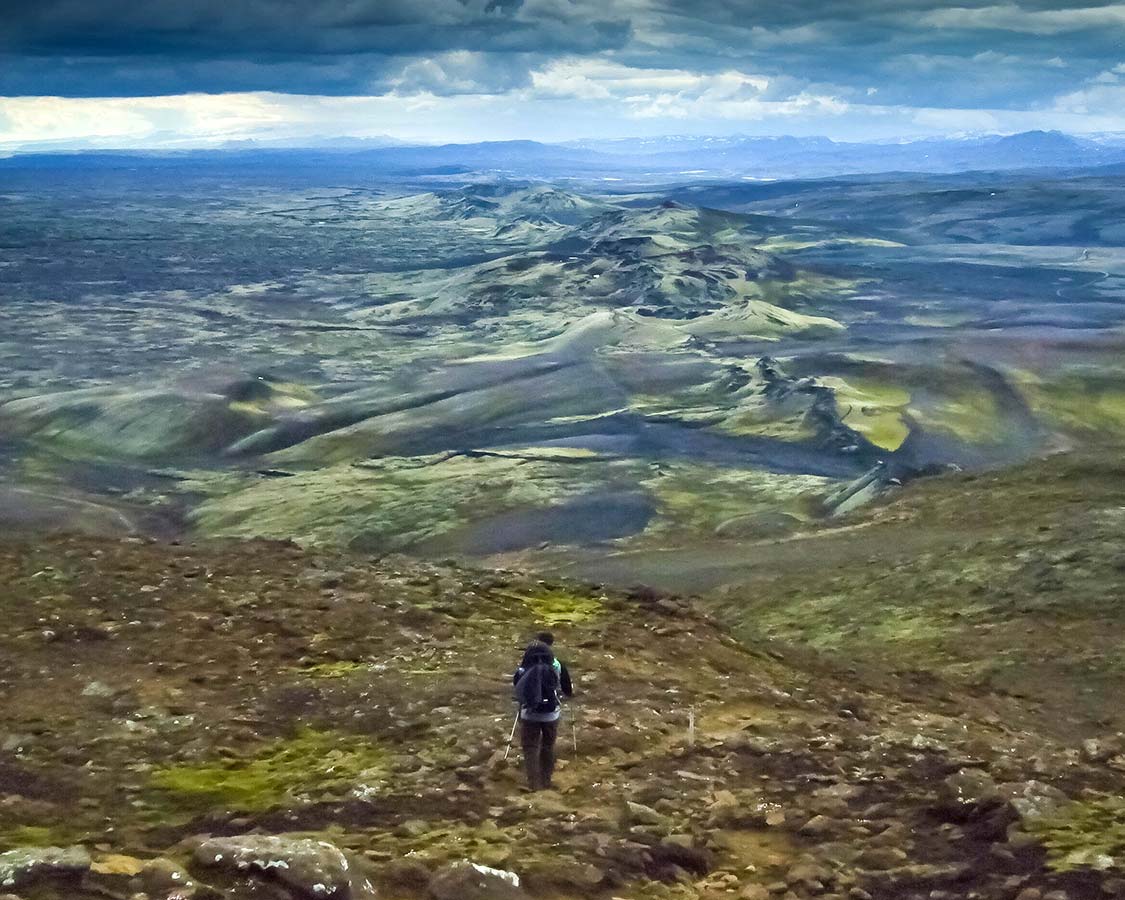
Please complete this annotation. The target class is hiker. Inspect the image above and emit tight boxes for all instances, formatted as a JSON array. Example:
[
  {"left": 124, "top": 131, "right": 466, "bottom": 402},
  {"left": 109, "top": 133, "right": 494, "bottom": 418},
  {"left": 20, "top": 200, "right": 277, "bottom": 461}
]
[{"left": 512, "top": 633, "right": 574, "bottom": 790}]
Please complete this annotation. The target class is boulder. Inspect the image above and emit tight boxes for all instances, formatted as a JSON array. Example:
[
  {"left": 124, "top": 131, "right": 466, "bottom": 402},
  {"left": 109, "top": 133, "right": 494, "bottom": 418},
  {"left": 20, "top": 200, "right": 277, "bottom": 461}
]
[
  {"left": 0, "top": 846, "right": 91, "bottom": 890},
  {"left": 934, "top": 770, "right": 1002, "bottom": 821},
  {"left": 998, "top": 780, "right": 1069, "bottom": 825},
  {"left": 193, "top": 835, "right": 375, "bottom": 900},
  {"left": 429, "top": 862, "right": 526, "bottom": 900}
]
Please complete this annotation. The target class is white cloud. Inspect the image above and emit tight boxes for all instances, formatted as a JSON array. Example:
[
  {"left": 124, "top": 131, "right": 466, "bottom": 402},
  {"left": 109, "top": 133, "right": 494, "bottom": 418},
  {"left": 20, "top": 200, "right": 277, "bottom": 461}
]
[
  {"left": 7, "top": 54, "right": 1125, "bottom": 151},
  {"left": 0, "top": 93, "right": 290, "bottom": 146},
  {"left": 916, "top": 4, "right": 1125, "bottom": 34},
  {"left": 527, "top": 58, "right": 846, "bottom": 120}
]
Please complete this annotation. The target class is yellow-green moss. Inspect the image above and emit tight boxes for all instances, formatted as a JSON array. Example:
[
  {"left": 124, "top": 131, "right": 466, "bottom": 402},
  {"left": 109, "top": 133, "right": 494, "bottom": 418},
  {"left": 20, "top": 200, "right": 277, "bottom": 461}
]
[
  {"left": 521, "top": 591, "right": 603, "bottom": 626},
  {"left": 908, "top": 387, "right": 1004, "bottom": 445},
  {"left": 1027, "top": 796, "right": 1125, "bottom": 872},
  {"left": 1021, "top": 373, "right": 1125, "bottom": 438},
  {"left": 820, "top": 376, "right": 911, "bottom": 451},
  {"left": 149, "top": 729, "right": 388, "bottom": 814},
  {"left": 0, "top": 824, "right": 80, "bottom": 850}
]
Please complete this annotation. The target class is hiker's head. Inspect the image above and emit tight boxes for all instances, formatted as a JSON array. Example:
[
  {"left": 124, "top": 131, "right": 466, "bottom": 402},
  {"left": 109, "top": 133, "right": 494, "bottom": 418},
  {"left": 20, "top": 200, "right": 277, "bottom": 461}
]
[
  {"left": 521, "top": 640, "right": 554, "bottom": 668},
  {"left": 536, "top": 631, "right": 554, "bottom": 646}
]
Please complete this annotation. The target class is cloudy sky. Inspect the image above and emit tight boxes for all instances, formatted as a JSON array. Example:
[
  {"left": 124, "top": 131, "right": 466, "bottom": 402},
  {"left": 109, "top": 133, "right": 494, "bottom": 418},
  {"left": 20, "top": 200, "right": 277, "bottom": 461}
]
[{"left": 3, "top": 0, "right": 1125, "bottom": 148}]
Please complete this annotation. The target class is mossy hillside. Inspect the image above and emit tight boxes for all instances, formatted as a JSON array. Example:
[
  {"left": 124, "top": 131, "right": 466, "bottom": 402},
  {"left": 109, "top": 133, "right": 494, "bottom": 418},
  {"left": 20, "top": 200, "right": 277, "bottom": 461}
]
[
  {"left": 819, "top": 375, "right": 911, "bottom": 451},
  {"left": 266, "top": 364, "right": 622, "bottom": 467},
  {"left": 149, "top": 729, "right": 389, "bottom": 816},
  {"left": 907, "top": 384, "right": 1007, "bottom": 445},
  {"left": 709, "top": 451, "right": 1125, "bottom": 737},
  {"left": 1021, "top": 371, "right": 1125, "bottom": 438},
  {"left": 760, "top": 235, "right": 906, "bottom": 252},
  {"left": 190, "top": 452, "right": 643, "bottom": 550},
  {"left": 635, "top": 463, "right": 829, "bottom": 542},
  {"left": 0, "top": 379, "right": 317, "bottom": 462}
]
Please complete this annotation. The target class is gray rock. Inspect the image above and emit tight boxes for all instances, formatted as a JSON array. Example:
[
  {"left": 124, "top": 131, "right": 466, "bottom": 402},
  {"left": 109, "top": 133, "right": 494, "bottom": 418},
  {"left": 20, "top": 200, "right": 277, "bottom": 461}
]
[
  {"left": 856, "top": 847, "right": 908, "bottom": 870},
  {"left": 81, "top": 680, "right": 117, "bottom": 699},
  {"left": 429, "top": 861, "right": 526, "bottom": 900},
  {"left": 193, "top": 834, "right": 375, "bottom": 900},
  {"left": 998, "top": 780, "right": 1069, "bottom": 824},
  {"left": 141, "top": 857, "right": 202, "bottom": 897},
  {"left": 935, "top": 769, "right": 1002, "bottom": 820},
  {"left": 862, "top": 863, "right": 971, "bottom": 891},
  {"left": 799, "top": 814, "right": 838, "bottom": 837},
  {"left": 623, "top": 800, "right": 670, "bottom": 828},
  {"left": 0, "top": 846, "right": 92, "bottom": 889}
]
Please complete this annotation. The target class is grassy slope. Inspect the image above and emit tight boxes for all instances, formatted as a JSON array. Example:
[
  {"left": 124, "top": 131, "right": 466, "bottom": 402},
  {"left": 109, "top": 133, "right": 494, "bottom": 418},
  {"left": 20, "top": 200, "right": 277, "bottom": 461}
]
[
  {"left": 2, "top": 453, "right": 1125, "bottom": 899},
  {"left": 710, "top": 449, "right": 1125, "bottom": 739}
]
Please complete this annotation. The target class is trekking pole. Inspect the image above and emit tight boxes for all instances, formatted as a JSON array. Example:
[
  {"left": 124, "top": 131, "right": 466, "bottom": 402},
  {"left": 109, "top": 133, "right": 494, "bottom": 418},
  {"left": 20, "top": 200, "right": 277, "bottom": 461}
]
[
  {"left": 503, "top": 709, "right": 520, "bottom": 760},
  {"left": 571, "top": 704, "right": 578, "bottom": 754}
]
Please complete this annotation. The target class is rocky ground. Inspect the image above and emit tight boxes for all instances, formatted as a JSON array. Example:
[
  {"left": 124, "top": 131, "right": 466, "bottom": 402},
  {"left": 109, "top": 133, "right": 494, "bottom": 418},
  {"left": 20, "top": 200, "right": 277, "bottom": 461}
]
[{"left": 0, "top": 453, "right": 1124, "bottom": 900}]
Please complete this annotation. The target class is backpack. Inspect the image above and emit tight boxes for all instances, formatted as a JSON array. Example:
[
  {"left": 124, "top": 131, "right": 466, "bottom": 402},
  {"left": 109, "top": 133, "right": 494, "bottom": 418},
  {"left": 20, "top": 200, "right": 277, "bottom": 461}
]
[{"left": 516, "top": 663, "right": 560, "bottom": 715}]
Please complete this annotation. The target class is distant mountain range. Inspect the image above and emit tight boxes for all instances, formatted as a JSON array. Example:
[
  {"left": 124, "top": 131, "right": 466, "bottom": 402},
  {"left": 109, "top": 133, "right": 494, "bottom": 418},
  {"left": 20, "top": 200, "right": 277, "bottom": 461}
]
[{"left": 4, "top": 130, "right": 1125, "bottom": 178}]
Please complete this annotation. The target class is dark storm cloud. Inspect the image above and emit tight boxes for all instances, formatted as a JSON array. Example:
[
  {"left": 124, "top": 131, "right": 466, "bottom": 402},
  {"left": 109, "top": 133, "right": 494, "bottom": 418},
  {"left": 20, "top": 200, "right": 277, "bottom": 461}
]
[
  {"left": 0, "top": 0, "right": 631, "bottom": 95},
  {"left": 1, "top": 0, "right": 1124, "bottom": 105}
]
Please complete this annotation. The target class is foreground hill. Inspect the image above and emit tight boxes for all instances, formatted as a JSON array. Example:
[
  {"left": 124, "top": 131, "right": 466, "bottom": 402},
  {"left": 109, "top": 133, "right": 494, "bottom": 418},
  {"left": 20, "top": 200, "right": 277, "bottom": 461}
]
[{"left": 1, "top": 452, "right": 1125, "bottom": 899}]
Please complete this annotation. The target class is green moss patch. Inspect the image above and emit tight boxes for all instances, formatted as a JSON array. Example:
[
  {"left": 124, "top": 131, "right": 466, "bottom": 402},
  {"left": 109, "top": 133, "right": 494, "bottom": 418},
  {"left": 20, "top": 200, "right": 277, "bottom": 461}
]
[
  {"left": 149, "top": 729, "right": 388, "bottom": 815},
  {"left": 0, "top": 824, "right": 82, "bottom": 850},
  {"left": 521, "top": 590, "right": 603, "bottom": 626},
  {"left": 1028, "top": 796, "right": 1125, "bottom": 872}
]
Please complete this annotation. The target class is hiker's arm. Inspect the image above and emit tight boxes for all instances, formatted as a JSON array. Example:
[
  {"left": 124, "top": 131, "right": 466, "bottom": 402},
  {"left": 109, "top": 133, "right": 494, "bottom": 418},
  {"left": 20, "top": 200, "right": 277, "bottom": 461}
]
[
  {"left": 559, "top": 663, "right": 574, "bottom": 698},
  {"left": 512, "top": 667, "right": 524, "bottom": 687}
]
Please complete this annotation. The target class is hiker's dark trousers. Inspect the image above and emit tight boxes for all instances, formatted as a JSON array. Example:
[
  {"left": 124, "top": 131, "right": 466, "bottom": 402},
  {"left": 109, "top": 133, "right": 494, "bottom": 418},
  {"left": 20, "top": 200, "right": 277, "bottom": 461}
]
[{"left": 520, "top": 719, "right": 558, "bottom": 790}]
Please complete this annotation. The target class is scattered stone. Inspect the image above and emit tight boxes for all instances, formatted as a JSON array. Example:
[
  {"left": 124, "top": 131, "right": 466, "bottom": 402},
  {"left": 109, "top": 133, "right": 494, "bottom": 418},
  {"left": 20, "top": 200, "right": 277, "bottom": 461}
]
[
  {"left": 81, "top": 681, "right": 117, "bottom": 699},
  {"left": 139, "top": 858, "right": 207, "bottom": 899},
  {"left": 857, "top": 847, "right": 908, "bottom": 870},
  {"left": 799, "top": 815, "right": 838, "bottom": 837},
  {"left": 429, "top": 861, "right": 526, "bottom": 900},
  {"left": 648, "top": 842, "right": 713, "bottom": 877},
  {"left": 862, "top": 863, "right": 971, "bottom": 891},
  {"left": 788, "top": 860, "right": 833, "bottom": 888},
  {"left": 378, "top": 859, "right": 431, "bottom": 891},
  {"left": 623, "top": 800, "right": 671, "bottom": 828},
  {"left": 193, "top": 834, "right": 375, "bottom": 900},
  {"left": 522, "top": 859, "right": 604, "bottom": 891}
]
